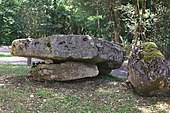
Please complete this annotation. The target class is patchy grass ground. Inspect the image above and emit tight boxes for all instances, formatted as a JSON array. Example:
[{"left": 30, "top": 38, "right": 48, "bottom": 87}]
[
  {"left": 0, "top": 64, "right": 170, "bottom": 113},
  {"left": 0, "top": 52, "right": 12, "bottom": 57}
]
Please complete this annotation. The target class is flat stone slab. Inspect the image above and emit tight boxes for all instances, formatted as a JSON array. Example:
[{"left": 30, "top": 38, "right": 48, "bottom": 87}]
[
  {"left": 11, "top": 35, "right": 125, "bottom": 69},
  {"left": 30, "top": 62, "right": 99, "bottom": 81}
]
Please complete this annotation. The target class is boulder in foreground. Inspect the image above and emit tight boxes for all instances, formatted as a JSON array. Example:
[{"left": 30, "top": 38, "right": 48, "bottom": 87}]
[{"left": 127, "top": 42, "right": 170, "bottom": 96}]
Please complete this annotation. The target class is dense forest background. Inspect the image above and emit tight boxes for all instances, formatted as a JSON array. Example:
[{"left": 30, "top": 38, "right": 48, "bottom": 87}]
[{"left": 0, "top": 0, "right": 169, "bottom": 58}]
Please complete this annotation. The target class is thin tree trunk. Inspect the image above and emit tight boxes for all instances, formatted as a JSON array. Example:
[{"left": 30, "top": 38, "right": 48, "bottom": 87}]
[
  {"left": 113, "top": 3, "right": 121, "bottom": 43},
  {"left": 134, "top": 0, "right": 140, "bottom": 46},
  {"left": 114, "top": 30, "right": 120, "bottom": 43},
  {"left": 108, "top": 5, "right": 115, "bottom": 42},
  {"left": 77, "top": 25, "right": 80, "bottom": 35},
  {"left": 107, "top": 0, "right": 121, "bottom": 43},
  {"left": 142, "top": 0, "right": 146, "bottom": 15},
  {"left": 114, "top": 9, "right": 120, "bottom": 43},
  {"left": 97, "top": 9, "right": 100, "bottom": 29},
  {"left": 135, "top": 0, "right": 140, "bottom": 18},
  {"left": 152, "top": 0, "right": 157, "bottom": 13},
  {"left": 141, "top": 0, "right": 146, "bottom": 40}
]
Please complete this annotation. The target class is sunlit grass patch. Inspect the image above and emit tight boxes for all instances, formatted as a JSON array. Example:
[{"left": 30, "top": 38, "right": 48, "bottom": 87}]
[
  {"left": 0, "top": 52, "right": 12, "bottom": 57},
  {"left": 0, "top": 64, "right": 30, "bottom": 75}
]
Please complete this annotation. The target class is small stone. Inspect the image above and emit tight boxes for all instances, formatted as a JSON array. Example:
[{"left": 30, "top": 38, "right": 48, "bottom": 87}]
[
  {"left": 30, "top": 94, "right": 34, "bottom": 98},
  {"left": 43, "top": 69, "right": 49, "bottom": 75},
  {"left": 45, "top": 59, "right": 54, "bottom": 64},
  {"left": 0, "top": 84, "right": 5, "bottom": 87}
]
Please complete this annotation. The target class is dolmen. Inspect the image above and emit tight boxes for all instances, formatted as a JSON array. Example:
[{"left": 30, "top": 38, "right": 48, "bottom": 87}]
[
  {"left": 127, "top": 42, "right": 170, "bottom": 96},
  {"left": 11, "top": 35, "right": 125, "bottom": 81}
]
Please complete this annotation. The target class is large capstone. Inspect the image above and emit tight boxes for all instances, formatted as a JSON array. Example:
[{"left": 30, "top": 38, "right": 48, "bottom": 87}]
[
  {"left": 30, "top": 62, "right": 99, "bottom": 81},
  {"left": 127, "top": 42, "right": 170, "bottom": 96},
  {"left": 11, "top": 35, "right": 125, "bottom": 72},
  {"left": 11, "top": 35, "right": 125, "bottom": 81}
]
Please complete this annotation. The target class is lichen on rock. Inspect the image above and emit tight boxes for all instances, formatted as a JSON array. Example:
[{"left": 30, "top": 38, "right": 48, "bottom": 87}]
[{"left": 127, "top": 42, "right": 170, "bottom": 96}]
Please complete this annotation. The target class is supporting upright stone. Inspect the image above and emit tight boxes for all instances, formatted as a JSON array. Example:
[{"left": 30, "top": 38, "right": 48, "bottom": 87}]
[{"left": 30, "top": 62, "right": 99, "bottom": 81}]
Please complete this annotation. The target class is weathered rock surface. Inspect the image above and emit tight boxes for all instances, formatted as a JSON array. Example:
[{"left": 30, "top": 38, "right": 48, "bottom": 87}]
[
  {"left": 11, "top": 35, "right": 125, "bottom": 81},
  {"left": 127, "top": 42, "right": 170, "bottom": 96},
  {"left": 30, "top": 62, "right": 99, "bottom": 81},
  {"left": 11, "top": 35, "right": 125, "bottom": 70}
]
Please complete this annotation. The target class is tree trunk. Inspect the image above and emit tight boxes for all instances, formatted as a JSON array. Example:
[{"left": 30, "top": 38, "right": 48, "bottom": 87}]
[
  {"left": 152, "top": 0, "right": 157, "bottom": 13},
  {"left": 141, "top": 0, "right": 146, "bottom": 40},
  {"left": 142, "top": 0, "right": 146, "bottom": 15},
  {"left": 134, "top": 0, "right": 140, "bottom": 45},
  {"left": 97, "top": 9, "right": 100, "bottom": 29},
  {"left": 108, "top": 5, "right": 115, "bottom": 42},
  {"left": 114, "top": 30, "right": 120, "bottom": 43},
  {"left": 135, "top": 0, "right": 140, "bottom": 18},
  {"left": 113, "top": 5, "right": 121, "bottom": 43}
]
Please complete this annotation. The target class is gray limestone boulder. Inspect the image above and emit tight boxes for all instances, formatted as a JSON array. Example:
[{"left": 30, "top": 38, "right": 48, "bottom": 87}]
[
  {"left": 127, "top": 42, "right": 170, "bottom": 96},
  {"left": 11, "top": 35, "right": 125, "bottom": 73},
  {"left": 30, "top": 61, "right": 99, "bottom": 81}
]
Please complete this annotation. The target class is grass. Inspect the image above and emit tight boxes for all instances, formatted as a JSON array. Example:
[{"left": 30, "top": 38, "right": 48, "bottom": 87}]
[
  {"left": 0, "top": 52, "right": 12, "bottom": 57},
  {"left": 0, "top": 64, "right": 30, "bottom": 75},
  {"left": 0, "top": 64, "right": 170, "bottom": 113}
]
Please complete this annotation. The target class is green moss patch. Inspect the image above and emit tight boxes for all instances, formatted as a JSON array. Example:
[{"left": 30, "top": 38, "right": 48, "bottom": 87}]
[{"left": 140, "top": 42, "right": 164, "bottom": 62}]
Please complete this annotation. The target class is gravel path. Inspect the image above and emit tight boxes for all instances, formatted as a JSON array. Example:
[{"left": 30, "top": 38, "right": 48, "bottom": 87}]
[
  {"left": 111, "top": 66, "right": 127, "bottom": 78},
  {"left": 0, "top": 57, "right": 43, "bottom": 65},
  {"left": 0, "top": 46, "right": 42, "bottom": 64},
  {"left": 0, "top": 46, "right": 11, "bottom": 52}
]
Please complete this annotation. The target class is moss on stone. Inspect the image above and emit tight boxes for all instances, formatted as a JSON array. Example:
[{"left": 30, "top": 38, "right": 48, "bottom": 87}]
[
  {"left": 141, "top": 42, "right": 158, "bottom": 50},
  {"left": 140, "top": 42, "right": 164, "bottom": 62}
]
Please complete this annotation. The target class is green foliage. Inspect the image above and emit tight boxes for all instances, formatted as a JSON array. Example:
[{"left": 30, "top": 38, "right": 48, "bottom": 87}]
[
  {"left": 0, "top": 0, "right": 169, "bottom": 59},
  {"left": 0, "top": 0, "right": 19, "bottom": 45},
  {"left": 146, "top": 0, "right": 170, "bottom": 59}
]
